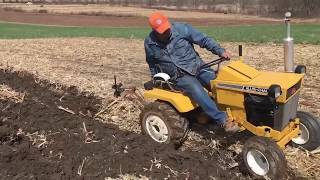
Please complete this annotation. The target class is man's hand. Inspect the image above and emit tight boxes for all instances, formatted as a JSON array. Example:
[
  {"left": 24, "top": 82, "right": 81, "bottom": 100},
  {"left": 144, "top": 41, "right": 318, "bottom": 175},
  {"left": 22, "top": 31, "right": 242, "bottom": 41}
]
[{"left": 220, "top": 51, "right": 231, "bottom": 60}]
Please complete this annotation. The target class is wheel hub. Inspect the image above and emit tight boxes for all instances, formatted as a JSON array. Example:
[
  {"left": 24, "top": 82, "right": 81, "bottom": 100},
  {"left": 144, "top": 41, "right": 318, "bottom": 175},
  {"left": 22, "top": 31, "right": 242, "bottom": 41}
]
[
  {"left": 246, "top": 149, "right": 270, "bottom": 176},
  {"left": 145, "top": 115, "right": 169, "bottom": 143},
  {"left": 292, "top": 123, "right": 310, "bottom": 145}
]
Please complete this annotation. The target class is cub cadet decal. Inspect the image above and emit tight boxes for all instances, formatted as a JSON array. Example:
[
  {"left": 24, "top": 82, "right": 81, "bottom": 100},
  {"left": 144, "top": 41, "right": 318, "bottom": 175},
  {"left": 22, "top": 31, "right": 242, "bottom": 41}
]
[{"left": 217, "top": 83, "right": 268, "bottom": 94}]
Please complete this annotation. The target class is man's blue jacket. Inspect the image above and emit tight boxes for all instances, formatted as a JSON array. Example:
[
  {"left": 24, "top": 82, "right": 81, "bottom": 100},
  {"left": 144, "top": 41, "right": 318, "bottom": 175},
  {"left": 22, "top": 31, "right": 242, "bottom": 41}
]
[{"left": 144, "top": 22, "right": 225, "bottom": 79}]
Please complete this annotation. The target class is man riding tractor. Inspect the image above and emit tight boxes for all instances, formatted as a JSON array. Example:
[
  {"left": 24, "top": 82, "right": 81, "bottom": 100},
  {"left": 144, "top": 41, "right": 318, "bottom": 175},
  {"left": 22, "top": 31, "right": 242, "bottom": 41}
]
[
  {"left": 109, "top": 11, "right": 320, "bottom": 179},
  {"left": 144, "top": 12, "right": 239, "bottom": 133}
]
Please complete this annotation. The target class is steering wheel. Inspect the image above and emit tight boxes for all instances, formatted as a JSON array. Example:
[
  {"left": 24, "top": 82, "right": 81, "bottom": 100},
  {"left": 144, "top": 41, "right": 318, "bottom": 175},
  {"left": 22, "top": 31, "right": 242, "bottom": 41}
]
[
  {"left": 200, "top": 57, "right": 229, "bottom": 69},
  {"left": 200, "top": 57, "right": 229, "bottom": 73}
]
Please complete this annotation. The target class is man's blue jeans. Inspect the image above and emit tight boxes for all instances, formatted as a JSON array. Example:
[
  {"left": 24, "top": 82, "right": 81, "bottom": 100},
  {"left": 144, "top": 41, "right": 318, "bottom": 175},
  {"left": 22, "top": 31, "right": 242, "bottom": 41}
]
[{"left": 176, "top": 68, "right": 226, "bottom": 125}]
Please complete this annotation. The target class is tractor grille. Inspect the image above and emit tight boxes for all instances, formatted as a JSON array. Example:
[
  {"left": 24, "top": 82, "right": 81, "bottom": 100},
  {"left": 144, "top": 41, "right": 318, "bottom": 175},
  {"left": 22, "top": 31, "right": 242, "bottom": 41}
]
[
  {"left": 245, "top": 93, "right": 299, "bottom": 131},
  {"left": 275, "top": 93, "right": 299, "bottom": 130},
  {"left": 287, "top": 80, "right": 301, "bottom": 99}
]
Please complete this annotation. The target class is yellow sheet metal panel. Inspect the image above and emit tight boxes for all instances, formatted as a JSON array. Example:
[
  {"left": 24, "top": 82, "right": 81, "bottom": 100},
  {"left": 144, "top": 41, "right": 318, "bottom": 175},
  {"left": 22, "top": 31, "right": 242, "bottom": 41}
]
[
  {"left": 213, "top": 71, "right": 303, "bottom": 103},
  {"left": 227, "top": 107, "right": 247, "bottom": 124},
  {"left": 216, "top": 89, "right": 245, "bottom": 108},
  {"left": 217, "top": 67, "right": 252, "bottom": 82},
  {"left": 143, "top": 88, "right": 197, "bottom": 112},
  {"left": 238, "top": 118, "right": 300, "bottom": 144},
  {"left": 216, "top": 61, "right": 260, "bottom": 82},
  {"left": 277, "top": 125, "right": 300, "bottom": 149},
  {"left": 250, "top": 72, "right": 304, "bottom": 89},
  {"left": 227, "top": 61, "right": 260, "bottom": 78},
  {"left": 247, "top": 72, "right": 303, "bottom": 103}
]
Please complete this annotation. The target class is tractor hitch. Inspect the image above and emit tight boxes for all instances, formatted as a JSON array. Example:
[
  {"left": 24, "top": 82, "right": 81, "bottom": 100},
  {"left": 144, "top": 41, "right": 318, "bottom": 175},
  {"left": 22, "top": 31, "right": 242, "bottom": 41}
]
[
  {"left": 111, "top": 75, "right": 145, "bottom": 109},
  {"left": 112, "top": 75, "right": 125, "bottom": 97}
]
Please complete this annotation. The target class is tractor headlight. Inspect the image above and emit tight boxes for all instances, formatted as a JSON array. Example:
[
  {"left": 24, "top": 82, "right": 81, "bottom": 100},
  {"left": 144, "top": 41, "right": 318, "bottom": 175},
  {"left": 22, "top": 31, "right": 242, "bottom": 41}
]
[
  {"left": 268, "top": 85, "right": 282, "bottom": 99},
  {"left": 295, "top": 65, "right": 306, "bottom": 74}
]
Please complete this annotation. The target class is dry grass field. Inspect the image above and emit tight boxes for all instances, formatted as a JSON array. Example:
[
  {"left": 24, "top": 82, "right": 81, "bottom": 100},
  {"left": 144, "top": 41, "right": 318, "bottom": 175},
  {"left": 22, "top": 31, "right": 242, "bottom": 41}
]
[{"left": 0, "top": 38, "right": 319, "bottom": 178}]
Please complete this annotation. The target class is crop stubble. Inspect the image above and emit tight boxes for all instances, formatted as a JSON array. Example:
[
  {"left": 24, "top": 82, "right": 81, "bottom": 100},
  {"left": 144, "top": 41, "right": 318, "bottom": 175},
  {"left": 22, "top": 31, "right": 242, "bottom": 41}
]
[{"left": 0, "top": 38, "right": 319, "bottom": 178}]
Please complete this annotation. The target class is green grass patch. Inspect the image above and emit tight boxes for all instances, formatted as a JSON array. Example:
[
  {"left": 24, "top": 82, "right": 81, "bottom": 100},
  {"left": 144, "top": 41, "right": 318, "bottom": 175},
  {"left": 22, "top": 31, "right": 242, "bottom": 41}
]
[
  {"left": 0, "top": 22, "right": 150, "bottom": 39},
  {"left": 200, "top": 24, "right": 320, "bottom": 44},
  {"left": 0, "top": 22, "right": 319, "bottom": 44}
]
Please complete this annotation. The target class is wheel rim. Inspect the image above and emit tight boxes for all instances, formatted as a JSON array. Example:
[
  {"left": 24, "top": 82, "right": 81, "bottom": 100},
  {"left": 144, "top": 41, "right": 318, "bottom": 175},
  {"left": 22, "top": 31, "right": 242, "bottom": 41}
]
[
  {"left": 246, "top": 149, "right": 270, "bottom": 176},
  {"left": 292, "top": 123, "right": 310, "bottom": 145},
  {"left": 145, "top": 115, "right": 169, "bottom": 143}
]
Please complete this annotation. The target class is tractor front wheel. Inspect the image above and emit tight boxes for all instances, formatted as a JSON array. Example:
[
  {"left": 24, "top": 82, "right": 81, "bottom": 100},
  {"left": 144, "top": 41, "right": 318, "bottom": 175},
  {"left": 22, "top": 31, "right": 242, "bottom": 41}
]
[
  {"left": 291, "top": 111, "right": 320, "bottom": 151},
  {"left": 140, "top": 101, "right": 189, "bottom": 144},
  {"left": 243, "top": 136, "right": 287, "bottom": 179}
]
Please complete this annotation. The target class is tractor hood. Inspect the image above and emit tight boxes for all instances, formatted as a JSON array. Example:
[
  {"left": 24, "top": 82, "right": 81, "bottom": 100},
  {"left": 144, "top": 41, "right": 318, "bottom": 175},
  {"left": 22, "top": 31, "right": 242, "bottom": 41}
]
[
  {"left": 214, "top": 61, "right": 304, "bottom": 102},
  {"left": 250, "top": 71, "right": 303, "bottom": 90}
]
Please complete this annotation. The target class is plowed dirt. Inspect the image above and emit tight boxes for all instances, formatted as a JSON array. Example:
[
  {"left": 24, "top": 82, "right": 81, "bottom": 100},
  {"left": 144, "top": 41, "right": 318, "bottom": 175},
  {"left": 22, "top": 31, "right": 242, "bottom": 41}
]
[{"left": 0, "top": 69, "right": 244, "bottom": 179}]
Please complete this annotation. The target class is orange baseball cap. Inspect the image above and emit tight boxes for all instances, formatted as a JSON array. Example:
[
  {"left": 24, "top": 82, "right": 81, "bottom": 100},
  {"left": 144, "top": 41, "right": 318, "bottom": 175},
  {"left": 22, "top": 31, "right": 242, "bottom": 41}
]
[{"left": 149, "top": 12, "right": 171, "bottom": 34}]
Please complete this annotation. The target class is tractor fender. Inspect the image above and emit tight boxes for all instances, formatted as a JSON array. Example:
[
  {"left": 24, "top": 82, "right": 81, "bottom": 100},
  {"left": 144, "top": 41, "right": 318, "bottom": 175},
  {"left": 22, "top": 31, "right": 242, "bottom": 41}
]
[{"left": 143, "top": 88, "right": 197, "bottom": 113}]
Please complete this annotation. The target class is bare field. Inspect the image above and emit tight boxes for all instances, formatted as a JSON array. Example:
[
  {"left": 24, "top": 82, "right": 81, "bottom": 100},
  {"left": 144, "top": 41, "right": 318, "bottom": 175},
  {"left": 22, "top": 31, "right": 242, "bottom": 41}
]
[
  {"left": 0, "top": 3, "right": 279, "bottom": 20},
  {"left": 0, "top": 3, "right": 283, "bottom": 27},
  {"left": 2, "top": 3, "right": 320, "bottom": 24},
  {"left": 0, "top": 38, "right": 320, "bottom": 178},
  {"left": 0, "top": 3, "right": 284, "bottom": 27},
  {"left": 0, "top": 38, "right": 319, "bottom": 115}
]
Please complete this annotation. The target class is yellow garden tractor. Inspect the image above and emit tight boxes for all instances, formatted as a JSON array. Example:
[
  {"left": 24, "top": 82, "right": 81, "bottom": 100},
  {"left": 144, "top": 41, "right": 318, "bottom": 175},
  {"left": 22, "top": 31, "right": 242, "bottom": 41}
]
[{"left": 113, "top": 12, "right": 320, "bottom": 179}]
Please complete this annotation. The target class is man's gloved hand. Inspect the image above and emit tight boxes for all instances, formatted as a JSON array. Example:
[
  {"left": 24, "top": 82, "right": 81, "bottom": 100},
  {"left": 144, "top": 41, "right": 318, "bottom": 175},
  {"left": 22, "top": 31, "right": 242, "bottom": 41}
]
[{"left": 220, "top": 51, "right": 232, "bottom": 60}]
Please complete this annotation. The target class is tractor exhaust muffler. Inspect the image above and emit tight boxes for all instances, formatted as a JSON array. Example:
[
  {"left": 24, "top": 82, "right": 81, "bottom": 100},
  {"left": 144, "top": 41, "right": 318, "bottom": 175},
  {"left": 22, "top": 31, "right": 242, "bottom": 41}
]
[{"left": 284, "top": 12, "right": 294, "bottom": 72}]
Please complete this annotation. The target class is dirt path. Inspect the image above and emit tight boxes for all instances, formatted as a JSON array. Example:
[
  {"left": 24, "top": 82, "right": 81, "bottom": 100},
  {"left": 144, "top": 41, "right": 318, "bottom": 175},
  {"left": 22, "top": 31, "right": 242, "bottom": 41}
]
[{"left": 0, "top": 6, "right": 279, "bottom": 27}]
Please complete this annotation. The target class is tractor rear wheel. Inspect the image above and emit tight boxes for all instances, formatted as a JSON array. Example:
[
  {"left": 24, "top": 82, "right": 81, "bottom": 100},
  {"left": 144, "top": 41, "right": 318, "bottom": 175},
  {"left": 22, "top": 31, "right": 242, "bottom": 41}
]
[
  {"left": 140, "top": 101, "right": 189, "bottom": 144},
  {"left": 243, "top": 136, "right": 287, "bottom": 179},
  {"left": 291, "top": 111, "right": 320, "bottom": 151}
]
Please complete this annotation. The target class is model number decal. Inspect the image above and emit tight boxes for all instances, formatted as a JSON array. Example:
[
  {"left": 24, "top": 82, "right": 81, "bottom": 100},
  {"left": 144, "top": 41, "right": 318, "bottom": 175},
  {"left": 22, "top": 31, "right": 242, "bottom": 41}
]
[
  {"left": 242, "top": 86, "right": 268, "bottom": 93},
  {"left": 217, "top": 83, "right": 268, "bottom": 94}
]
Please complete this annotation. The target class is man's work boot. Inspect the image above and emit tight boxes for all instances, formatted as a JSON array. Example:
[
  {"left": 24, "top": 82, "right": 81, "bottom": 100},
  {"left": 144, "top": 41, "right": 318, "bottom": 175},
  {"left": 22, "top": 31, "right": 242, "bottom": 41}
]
[{"left": 222, "top": 119, "right": 240, "bottom": 133}]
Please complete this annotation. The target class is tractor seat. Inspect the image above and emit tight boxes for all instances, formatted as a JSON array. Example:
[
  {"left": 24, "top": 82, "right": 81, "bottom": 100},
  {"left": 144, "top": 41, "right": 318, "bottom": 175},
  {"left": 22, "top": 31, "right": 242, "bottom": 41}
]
[{"left": 144, "top": 73, "right": 180, "bottom": 92}]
